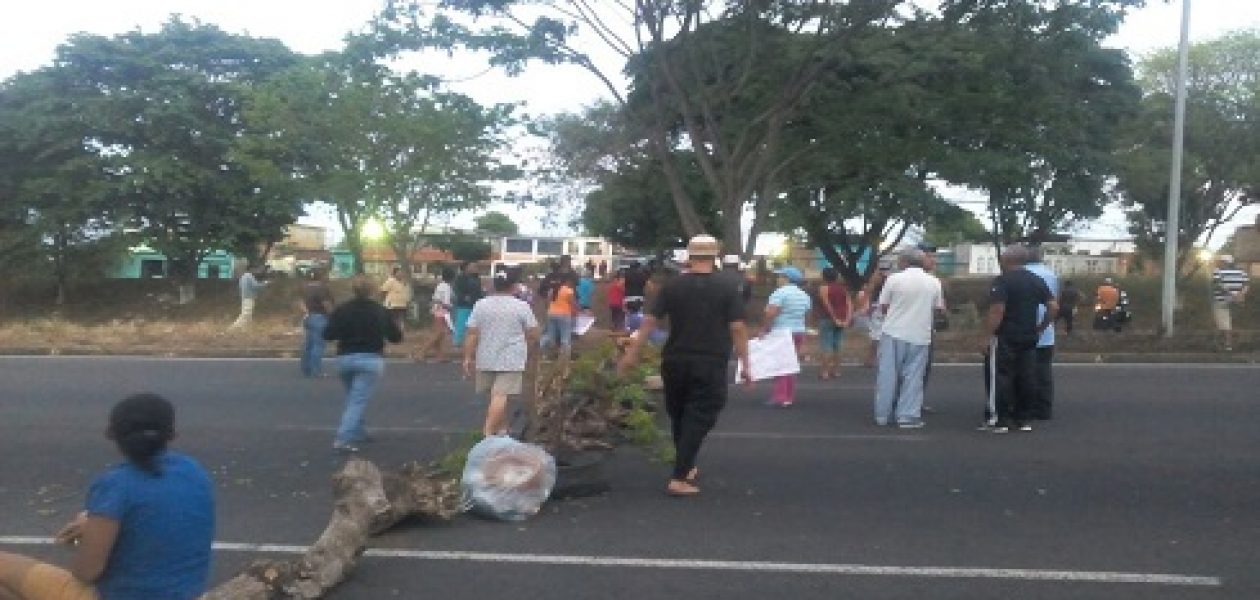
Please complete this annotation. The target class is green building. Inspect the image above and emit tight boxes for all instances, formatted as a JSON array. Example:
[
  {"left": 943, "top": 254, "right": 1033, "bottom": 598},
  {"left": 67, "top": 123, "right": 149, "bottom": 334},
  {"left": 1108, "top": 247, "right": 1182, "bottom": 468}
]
[{"left": 111, "top": 247, "right": 235, "bottom": 280}]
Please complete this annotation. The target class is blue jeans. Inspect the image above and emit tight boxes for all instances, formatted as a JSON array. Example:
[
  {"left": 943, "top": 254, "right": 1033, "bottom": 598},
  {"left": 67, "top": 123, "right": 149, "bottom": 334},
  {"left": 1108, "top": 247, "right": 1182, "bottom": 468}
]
[
  {"left": 335, "top": 353, "right": 385, "bottom": 445},
  {"left": 542, "top": 315, "right": 574, "bottom": 349},
  {"left": 453, "top": 307, "right": 474, "bottom": 347},
  {"left": 301, "top": 314, "right": 328, "bottom": 376},
  {"left": 874, "top": 334, "right": 930, "bottom": 425}
]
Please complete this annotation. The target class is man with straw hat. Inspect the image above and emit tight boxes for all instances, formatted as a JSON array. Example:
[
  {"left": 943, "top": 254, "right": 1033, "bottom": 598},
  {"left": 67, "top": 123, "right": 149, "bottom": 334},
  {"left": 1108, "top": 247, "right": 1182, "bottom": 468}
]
[{"left": 619, "top": 234, "right": 752, "bottom": 497}]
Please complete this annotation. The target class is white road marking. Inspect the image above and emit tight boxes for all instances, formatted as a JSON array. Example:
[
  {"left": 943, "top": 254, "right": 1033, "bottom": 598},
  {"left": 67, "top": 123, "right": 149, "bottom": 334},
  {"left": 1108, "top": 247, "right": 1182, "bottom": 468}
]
[{"left": 0, "top": 536, "right": 1221, "bottom": 586}]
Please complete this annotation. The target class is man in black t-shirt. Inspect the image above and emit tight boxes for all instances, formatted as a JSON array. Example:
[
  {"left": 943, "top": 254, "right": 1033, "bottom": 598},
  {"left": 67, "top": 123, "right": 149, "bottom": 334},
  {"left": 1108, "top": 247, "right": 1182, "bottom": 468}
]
[
  {"left": 980, "top": 245, "right": 1057, "bottom": 433},
  {"left": 619, "top": 235, "right": 751, "bottom": 497}
]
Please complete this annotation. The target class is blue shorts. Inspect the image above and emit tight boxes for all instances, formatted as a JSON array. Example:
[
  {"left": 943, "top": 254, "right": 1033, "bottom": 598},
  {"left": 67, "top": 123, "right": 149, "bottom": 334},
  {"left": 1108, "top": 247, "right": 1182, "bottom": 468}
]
[{"left": 818, "top": 321, "right": 846, "bottom": 353}]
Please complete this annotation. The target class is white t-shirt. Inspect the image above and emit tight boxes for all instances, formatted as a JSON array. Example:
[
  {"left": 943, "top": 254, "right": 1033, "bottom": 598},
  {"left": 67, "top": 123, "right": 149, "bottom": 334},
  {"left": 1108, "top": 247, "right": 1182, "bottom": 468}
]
[{"left": 877, "top": 267, "right": 943, "bottom": 346}]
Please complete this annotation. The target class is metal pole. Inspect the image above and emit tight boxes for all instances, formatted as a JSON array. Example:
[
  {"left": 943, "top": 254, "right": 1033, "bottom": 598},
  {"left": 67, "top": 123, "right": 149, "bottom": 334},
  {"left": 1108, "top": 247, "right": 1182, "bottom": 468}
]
[{"left": 1161, "top": 0, "right": 1192, "bottom": 337}]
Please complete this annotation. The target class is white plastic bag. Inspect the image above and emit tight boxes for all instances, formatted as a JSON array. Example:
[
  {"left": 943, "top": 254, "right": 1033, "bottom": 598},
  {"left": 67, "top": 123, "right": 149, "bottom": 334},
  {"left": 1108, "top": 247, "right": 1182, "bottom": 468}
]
[{"left": 460, "top": 436, "right": 557, "bottom": 521}]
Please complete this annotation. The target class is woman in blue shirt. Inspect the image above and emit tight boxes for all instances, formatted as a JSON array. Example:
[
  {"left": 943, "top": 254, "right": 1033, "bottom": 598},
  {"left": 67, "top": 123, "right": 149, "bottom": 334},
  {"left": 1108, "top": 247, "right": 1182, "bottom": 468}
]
[
  {"left": 761, "top": 267, "right": 812, "bottom": 407},
  {"left": 0, "top": 394, "right": 215, "bottom": 600}
]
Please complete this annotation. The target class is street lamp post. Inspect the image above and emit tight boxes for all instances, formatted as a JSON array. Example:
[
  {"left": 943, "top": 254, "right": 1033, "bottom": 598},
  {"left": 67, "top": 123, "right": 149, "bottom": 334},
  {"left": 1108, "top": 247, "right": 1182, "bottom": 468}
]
[{"left": 1161, "top": 0, "right": 1192, "bottom": 337}]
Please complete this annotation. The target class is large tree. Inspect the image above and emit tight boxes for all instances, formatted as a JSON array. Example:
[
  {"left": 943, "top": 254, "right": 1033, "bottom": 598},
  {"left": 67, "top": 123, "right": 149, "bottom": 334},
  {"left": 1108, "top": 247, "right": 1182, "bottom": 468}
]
[
  {"left": 1113, "top": 30, "right": 1260, "bottom": 283},
  {"left": 370, "top": 0, "right": 907, "bottom": 255},
  {"left": 932, "top": 0, "right": 1143, "bottom": 248},
  {"left": 49, "top": 18, "right": 300, "bottom": 301},
  {"left": 0, "top": 68, "right": 125, "bottom": 303}
]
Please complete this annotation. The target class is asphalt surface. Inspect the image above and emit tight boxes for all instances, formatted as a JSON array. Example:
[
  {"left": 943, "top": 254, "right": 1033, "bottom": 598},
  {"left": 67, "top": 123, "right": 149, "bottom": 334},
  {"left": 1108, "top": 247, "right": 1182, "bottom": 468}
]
[{"left": 1, "top": 356, "right": 1257, "bottom": 599}]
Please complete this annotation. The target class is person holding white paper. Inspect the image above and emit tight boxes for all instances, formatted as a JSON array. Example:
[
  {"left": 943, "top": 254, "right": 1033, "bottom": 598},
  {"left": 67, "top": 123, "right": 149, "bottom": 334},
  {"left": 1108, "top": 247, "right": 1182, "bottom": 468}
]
[
  {"left": 618, "top": 234, "right": 751, "bottom": 497},
  {"left": 760, "top": 267, "right": 811, "bottom": 408}
]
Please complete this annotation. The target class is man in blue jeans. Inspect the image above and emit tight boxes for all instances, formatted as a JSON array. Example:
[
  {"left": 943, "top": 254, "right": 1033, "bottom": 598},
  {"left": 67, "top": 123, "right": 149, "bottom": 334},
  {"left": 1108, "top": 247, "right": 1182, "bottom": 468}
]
[
  {"left": 323, "top": 276, "right": 403, "bottom": 453},
  {"left": 300, "top": 268, "right": 335, "bottom": 377}
]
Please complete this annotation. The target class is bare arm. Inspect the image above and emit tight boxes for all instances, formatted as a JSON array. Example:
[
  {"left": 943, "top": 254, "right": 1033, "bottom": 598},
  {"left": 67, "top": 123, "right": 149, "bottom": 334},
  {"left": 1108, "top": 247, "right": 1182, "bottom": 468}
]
[
  {"left": 58, "top": 513, "right": 119, "bottom": 583},
  {"left": 819, "top": 285, "right": 837, "bottom": 321},
  {"left": 762, "top": 305, "right": 781, "bottom": 336},
  {"left": 462, "top": 327, "right": 480, "bottom": 378},
  {"left": 985, "top": 303, "right": 1006, "bottom": 338},
  {"left": 731, "top": 320, "right": 752, "bottom": 384}
]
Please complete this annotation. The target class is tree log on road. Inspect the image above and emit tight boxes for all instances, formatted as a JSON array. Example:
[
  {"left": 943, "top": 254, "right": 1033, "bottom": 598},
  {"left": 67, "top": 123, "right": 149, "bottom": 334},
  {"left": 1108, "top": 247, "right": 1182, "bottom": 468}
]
[{"left": 201, "top": 459, "right": 461, "bottom": 599}]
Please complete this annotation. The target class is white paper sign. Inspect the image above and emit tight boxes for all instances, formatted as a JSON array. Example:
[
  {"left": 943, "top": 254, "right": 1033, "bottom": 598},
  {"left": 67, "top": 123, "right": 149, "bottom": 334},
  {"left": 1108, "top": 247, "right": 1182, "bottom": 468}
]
[
  {"left": 735, "top": 329, "right": 800, "bottom": 382},
  {"left": 574, "top": 314, "right": 596, "bottom": 336}
]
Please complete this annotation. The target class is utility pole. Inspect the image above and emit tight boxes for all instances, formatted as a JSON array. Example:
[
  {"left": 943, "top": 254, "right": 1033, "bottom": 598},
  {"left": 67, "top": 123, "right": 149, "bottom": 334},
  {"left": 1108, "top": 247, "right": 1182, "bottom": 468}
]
[{"left": 1161, "top": 0, "right": 1192, "bottom": 337}]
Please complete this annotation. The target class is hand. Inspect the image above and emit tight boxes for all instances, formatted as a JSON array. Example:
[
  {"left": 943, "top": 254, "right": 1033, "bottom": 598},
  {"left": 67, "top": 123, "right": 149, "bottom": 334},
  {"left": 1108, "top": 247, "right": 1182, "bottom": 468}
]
[
  {"left": 616, "top": 351, "right": 638, "bottom": 377},
  {"left": 833, "top": 318, "right": 845, "bottom": 328},
  {"left": 55, "top": 511, "right": 88, "bottom": 545},
  {"left": 462, "top": 358, "right": 473, "bottom": 379}
]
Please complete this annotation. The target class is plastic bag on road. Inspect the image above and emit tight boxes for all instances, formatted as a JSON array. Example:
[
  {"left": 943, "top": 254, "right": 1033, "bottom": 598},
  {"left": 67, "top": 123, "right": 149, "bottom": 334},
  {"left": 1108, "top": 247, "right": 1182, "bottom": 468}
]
[{"left": 461, "top": 436, "right": 556, "bottom": 521}]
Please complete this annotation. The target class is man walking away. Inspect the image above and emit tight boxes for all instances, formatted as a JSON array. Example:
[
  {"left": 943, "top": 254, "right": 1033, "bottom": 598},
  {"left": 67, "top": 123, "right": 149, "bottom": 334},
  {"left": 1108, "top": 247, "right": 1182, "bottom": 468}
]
[
  {"left": 300, "top": 268, "right": 335, "bottom": 377},
  {"left": 619, "top": 235, "right": 751, "bottom": 497},
  {"left": 1211, "top": 255, "right": 1250, "bottom": 351},
  {"left": 380, "top": 266, "right": 413, "bottom": 329},
  {"left": 1058, "top": 280, "right": 1080, "bottom": 334},
  {"left": 463, "top": 273, "right": 540, "bottom": 436},
  {"left": 981, "top": 245, "right": 1057, "bottom": 434},
  {"left": 873, "top": 247, "right": 944, "bottom": 428},
  {"left": 323, "top": 277, "right": 403, "bottom": 453},
  {"left": 228, "top": 266, "right": 268, "bottom": 331},
  {"left": 1023, "top": 246, "right": 1059, "bottom": 421}
]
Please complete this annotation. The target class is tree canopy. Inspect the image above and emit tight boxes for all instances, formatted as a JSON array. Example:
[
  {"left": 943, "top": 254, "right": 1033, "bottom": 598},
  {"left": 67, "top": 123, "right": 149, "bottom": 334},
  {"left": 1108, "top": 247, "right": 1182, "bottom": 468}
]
[{"left": 1114, "top": 30, "right": 1260, "bottom": 282}]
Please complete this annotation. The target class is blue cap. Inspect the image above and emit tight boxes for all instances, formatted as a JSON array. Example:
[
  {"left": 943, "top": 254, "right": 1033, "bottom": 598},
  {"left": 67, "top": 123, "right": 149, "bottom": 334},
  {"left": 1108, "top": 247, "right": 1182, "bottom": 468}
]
[{"left": 774, "top": 266, "right": 804, "bottom": 284}]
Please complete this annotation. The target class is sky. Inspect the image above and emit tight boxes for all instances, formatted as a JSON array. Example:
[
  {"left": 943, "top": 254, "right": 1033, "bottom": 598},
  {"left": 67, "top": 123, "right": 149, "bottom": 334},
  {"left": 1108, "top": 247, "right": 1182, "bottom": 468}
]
[{"left": 3, "top": 0, "right": 1258, "bottom": 248}]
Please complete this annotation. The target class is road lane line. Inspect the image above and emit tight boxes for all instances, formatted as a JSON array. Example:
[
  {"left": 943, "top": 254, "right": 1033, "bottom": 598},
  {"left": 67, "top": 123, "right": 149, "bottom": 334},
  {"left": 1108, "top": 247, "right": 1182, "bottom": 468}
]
[{"left": 0, "top": 536, "right": 1222, "bottom": 586}]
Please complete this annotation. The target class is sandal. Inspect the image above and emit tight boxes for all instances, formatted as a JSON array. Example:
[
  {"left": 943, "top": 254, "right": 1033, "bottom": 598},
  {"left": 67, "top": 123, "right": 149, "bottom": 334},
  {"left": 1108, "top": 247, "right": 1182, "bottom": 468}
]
[
  {"left": 685, "top": 467, "right": 699, "bottom": 483},
  {"left": 666, "top": 479, "right": 701, "bottom": 497}
]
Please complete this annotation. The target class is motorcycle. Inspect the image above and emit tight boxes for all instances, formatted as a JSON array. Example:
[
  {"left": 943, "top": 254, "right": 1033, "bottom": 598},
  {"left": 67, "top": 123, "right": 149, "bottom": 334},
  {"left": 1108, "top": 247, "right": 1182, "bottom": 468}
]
[{"left": 1093, "top": 290, "right": 1132, "bottom": 332}]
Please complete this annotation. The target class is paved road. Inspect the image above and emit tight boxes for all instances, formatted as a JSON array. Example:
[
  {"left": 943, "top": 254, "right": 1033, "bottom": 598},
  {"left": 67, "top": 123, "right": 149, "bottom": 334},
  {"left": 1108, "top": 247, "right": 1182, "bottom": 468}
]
[{"left": 1, "top": 357, "right": 1257, "bottom": 599}]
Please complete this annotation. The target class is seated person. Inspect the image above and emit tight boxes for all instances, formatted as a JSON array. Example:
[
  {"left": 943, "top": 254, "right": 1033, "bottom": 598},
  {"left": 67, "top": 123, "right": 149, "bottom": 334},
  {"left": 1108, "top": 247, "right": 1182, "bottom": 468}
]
[{"left": 0, "top": 394, "right": 215, "bottom": 600}]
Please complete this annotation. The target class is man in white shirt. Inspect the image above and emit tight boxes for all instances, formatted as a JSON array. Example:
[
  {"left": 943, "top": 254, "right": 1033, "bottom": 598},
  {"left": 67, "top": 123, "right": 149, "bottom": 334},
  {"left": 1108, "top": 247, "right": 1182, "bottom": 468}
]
[{"left": 874, "top": 247, "right": 945, "bottom": 428}]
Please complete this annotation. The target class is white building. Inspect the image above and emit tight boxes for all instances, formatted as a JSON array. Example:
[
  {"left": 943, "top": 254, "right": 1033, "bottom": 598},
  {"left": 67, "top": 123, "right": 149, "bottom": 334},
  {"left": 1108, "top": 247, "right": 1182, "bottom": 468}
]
[
  {"left": 497, "top": 236, "right": 616, "bottom": 267},
  {"left": 950, "top": 239, "right": 1130, "bottom": 277}
]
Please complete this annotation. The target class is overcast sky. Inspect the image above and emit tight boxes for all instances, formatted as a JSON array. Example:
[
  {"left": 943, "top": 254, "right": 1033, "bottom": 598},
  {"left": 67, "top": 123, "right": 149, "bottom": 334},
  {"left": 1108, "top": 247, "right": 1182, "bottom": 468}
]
[{"left": 3, "top": 1, "right": 1257, "bottom": 246}]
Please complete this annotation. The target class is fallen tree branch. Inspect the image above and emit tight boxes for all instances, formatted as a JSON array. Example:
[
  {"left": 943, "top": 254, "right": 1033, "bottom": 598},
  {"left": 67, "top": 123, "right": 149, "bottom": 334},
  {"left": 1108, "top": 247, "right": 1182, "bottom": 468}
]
[{"left": 201, "top": 459, "right": 460, "bottom": 599}]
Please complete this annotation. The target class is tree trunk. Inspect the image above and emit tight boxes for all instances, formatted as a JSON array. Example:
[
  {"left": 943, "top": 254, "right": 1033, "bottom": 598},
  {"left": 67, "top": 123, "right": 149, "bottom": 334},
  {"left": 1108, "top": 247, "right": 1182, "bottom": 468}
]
[{"left": 202, "top": 459, "right": 460, "bottom": 600}]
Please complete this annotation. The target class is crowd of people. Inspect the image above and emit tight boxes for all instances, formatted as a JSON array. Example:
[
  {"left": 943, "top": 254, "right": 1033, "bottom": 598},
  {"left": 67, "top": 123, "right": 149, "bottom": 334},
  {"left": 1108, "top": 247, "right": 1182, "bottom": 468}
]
[{"left": 214, "top": 239, "right": 1247, "bottom": 493}]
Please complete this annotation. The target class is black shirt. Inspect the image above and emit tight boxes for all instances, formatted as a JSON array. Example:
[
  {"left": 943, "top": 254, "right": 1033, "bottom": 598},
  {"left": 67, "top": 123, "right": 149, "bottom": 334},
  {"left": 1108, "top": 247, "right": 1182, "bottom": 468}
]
[
  {"left": 989, "top": 269, "right": 1053, "bottom": 342},
  {"left": 624, "top": 269, "right": 650, "bottom": 297},
  {"left": 303, "top": 282, "right": 334, "bottom": 314},
  {"left": 323, "top": 298, "right": 403, "bottom": 355},
  {"left": 1059, "top": 286, "right": 1081, "bottom": 310},
  {"left": 651, "top": 272, "right": 745, "bottom": 361},
  {"left": 453, "top": 273, "right": 484, "bottom": 308}
]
